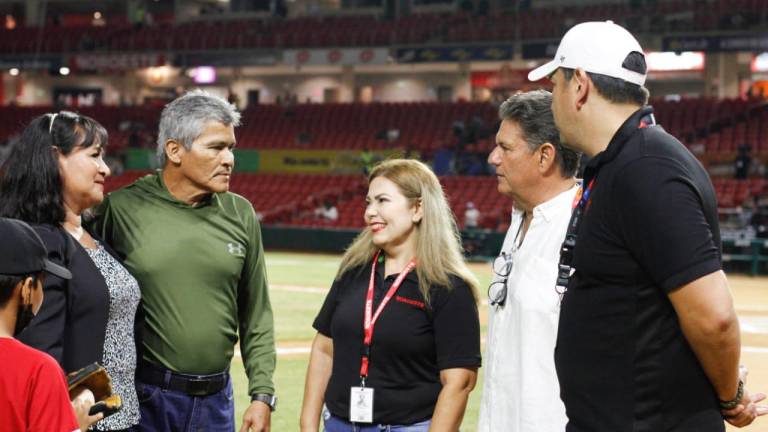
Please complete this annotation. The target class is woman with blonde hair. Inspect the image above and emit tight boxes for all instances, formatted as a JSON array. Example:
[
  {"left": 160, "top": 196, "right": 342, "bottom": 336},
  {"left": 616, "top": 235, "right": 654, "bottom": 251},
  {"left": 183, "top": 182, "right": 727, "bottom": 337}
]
[{"left": 300, "top": 159, "right": 481, "bottom": 432}]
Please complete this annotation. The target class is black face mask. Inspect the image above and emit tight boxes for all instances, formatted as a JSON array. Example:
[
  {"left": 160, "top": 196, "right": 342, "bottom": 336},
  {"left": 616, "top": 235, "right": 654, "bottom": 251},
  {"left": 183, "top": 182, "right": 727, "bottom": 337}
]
[{"left": 14, "top": 302, "right": 35, "bottom": 336}]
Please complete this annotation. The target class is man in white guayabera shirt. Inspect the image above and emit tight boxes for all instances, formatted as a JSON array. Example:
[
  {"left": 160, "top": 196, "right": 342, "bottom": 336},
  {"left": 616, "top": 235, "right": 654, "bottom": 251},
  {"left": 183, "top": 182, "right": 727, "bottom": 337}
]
[{"left": 477, "top": 90, "right": 581, "bottom": 432}]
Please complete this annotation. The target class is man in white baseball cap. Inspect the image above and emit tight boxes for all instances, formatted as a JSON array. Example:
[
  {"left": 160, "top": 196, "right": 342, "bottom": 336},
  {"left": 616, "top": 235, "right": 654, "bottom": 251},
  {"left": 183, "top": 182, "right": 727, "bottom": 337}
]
[
  {"left": 530, "top": 21, "right": 767, "bottom": 432},
  {"left": 527, "top": 20, "right": 646, "bottom": 86}
]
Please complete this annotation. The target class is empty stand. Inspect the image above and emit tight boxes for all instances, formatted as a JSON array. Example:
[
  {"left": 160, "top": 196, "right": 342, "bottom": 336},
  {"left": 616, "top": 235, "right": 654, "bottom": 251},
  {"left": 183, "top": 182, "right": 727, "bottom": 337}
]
[
  {"left": 2, "top": 1, "right": 766, "bottom": 54},
  {"left": 99, "top": 171, "right": 765, "bottom": 233},
  {"left": 1, "top": 99, "right": 767, "bottom": 157},
  {"left": 102, "top": 172, "right": 511, "bottom": 231},
  {"left": 712, "top": 178, "right": 766, "bottom": 208},
  {"left": 2, "top": 99, "right": 766, "bottom": 156}
]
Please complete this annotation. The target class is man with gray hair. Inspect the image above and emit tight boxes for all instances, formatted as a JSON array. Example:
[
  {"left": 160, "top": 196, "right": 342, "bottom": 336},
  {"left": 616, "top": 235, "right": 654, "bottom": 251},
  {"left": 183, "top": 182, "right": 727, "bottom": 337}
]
[
  {"left": 477, "top": 90, "right": 580, "bottom": 432},
  {"left": 95, "top": 90, "right": 276, "bottom": 432}
]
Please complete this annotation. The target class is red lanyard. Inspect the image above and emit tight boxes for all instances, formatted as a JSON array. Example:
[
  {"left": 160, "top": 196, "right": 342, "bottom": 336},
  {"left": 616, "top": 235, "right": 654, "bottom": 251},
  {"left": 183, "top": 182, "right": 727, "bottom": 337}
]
[
  {"left": 571, "top": 178, "right": 595, "bottom": 210},
  {"left": 359, "top": 251, "right": 416, "bottom": 382}
]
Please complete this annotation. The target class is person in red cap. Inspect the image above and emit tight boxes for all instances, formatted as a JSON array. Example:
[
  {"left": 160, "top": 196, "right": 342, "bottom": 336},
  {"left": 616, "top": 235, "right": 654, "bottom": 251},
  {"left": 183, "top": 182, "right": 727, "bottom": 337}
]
[
  {"left": 0, "top": 217, "right": 102, "bottom": 432},
  {"left": 528, "top": 20, "right": 766, "bottom": 431}
]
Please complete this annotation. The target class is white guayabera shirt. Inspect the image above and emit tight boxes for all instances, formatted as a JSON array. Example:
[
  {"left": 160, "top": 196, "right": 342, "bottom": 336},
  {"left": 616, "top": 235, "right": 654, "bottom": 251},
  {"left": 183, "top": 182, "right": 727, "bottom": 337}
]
[{"left": 478, "top": 185, "right": 578, "bottom": 432}]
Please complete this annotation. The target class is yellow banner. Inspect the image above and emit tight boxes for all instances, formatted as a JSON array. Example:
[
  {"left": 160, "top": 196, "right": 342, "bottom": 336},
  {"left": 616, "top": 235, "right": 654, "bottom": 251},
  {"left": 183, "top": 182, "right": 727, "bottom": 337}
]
[{"left": 258, "top": 149, "right": 399, "bottom": 174}]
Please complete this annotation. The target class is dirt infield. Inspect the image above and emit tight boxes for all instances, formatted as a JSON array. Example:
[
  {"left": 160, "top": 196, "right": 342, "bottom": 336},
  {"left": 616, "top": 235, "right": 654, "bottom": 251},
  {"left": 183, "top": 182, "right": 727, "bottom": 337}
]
[{"left": 727, "top": 275, "right": 768, "bottom": 431}]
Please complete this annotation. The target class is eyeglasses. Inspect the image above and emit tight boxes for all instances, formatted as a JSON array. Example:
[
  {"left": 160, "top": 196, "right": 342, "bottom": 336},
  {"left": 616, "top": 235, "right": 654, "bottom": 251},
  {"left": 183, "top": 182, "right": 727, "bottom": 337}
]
[{"left": 488, "top": 251, "right": 513, "bottom": 307}]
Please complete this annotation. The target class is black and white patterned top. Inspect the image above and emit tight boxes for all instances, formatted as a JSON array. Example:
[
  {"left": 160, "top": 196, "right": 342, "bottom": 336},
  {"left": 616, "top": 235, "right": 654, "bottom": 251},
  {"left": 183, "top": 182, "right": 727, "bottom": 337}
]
[{"left": 85, "top": 242, "right": 141, "bottom": 430}]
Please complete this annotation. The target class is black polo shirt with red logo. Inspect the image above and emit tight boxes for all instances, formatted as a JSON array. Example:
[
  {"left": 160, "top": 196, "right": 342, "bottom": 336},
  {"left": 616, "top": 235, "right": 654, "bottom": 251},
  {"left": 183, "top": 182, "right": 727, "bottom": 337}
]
[
  {"left": 313, "top": 258, "right": 481, "bottom": 425},
  {"left": 556, "top": 106, "right": 725, "bottom": 432}
]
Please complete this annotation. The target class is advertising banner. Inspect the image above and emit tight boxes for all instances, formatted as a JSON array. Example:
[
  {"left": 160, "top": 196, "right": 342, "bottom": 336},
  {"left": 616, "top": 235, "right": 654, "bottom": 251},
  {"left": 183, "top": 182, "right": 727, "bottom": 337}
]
[
  {"left": 0, "top": 55, "right": 61, "bottom": 70},
  {"left": 284, "top": 48, "right": 389, "bottom": 66},
  {"left": 663, "top": 35, "right": 768, "bottom": 52},
  {"left": 175, "top": 51, "right": 278, "bottom": 67},
  {"left": 521, "top": 40, "right": 559, "bottom": 59},
  {"left": 259, "top": 149, "right": 397, "bottom": 174},
  {"left": 125, "top": 149, "right": 398, "bottom": 174},
  {"left": 395, "top": 45, "right": 512, "bottom": 63},
  {"left": 70, "top": 53, "right": 167, "bottom": 72}
]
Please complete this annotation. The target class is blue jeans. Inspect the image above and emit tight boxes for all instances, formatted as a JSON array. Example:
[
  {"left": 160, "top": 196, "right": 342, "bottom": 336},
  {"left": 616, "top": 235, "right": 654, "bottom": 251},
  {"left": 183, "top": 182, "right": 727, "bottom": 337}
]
[
  {"left": 135, "top": 378, "right": 235, "bottom": 432},
  {"left": 323, "top": 408, "right": 431, "bottom": 432}
]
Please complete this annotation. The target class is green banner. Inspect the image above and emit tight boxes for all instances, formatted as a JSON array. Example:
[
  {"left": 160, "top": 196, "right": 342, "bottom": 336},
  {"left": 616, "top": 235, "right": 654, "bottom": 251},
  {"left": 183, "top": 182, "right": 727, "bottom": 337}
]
[
  {"left": 234, "top": 150, "right": 259, "bottom": 172},
  {"left": 124, "top": 148, "right": 156, "bottom": 170},
  {"left": 123, "top": 148, "right": 398, "bottom": 174}
]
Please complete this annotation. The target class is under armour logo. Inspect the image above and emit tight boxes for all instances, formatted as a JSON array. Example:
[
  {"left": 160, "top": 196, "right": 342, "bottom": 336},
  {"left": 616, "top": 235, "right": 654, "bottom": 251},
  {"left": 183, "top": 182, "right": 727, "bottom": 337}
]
[
  {"left": 227, "top": 242, "right": 246, "bottom": 256},
  {"left": 560, "top": 55, "right": 565, "bottom": 62}
]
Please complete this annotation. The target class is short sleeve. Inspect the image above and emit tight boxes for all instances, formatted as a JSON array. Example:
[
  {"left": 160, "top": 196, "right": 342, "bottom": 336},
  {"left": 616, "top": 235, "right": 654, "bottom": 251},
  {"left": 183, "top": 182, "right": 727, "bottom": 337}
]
[
  {"left": 313, "top": 277, "right": 343, "bottom": 337},
  {"left": 431, "top": 278, "right": 481, "bottom": 370},
  {"left": 28, "top": 355, "right": 79, "bottom": 432},
  {"left": 613, "top": 159, "right": 721, "bottom": 292}
]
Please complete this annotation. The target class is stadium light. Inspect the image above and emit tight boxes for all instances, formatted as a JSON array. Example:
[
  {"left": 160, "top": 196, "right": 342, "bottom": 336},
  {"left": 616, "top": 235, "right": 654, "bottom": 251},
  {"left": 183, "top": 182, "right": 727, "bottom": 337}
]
[
  {"left": 59, "top": 66, "right": 71, "bottom": 76},
  {"left": 646, "top": 51, "right": 704, "bottom": 72},
  {"left": 189, "top": 66, "right": 217, "bottom": 84},
  {"left": 752, "top": 53, "right": 768, "bottom": 73}
]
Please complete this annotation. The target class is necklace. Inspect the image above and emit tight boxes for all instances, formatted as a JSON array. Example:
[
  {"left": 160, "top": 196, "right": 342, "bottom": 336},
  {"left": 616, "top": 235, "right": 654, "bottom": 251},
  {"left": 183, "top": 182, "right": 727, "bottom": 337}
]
[{"left": 63, "top": 223, "right": 84, "bottom": 241}]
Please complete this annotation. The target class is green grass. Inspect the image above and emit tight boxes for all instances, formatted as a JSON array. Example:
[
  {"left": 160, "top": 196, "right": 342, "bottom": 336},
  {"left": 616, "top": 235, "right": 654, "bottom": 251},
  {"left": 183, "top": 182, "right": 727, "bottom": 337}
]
[{"left": 229, "top": 251, "right": 492, "bottom": 431}]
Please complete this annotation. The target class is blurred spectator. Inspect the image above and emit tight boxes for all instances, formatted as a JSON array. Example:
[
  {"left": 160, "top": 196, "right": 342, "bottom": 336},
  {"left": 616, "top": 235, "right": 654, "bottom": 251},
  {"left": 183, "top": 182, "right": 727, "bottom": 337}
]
[
  {"left": 734, "top": 145, "right": 752, "bottom": 179},
  {"left": 452, "top": 121, "right": 466, "bottom": 149},
  {"left": 464, "top": 202, "right": 480, "bottom": 229},
  {"left": 375, "top": 128, "right": 400, "bottom": 143},
  {"left": 314, "top": 201, "right": 338, "bottom": 222},
  {"left": 752, "top": 206, "right": 768, "bottom": 238},
  {"left": 296, "top": 131, "right": 312, "bottom": 146},
  {"left": 402, "top": 143, "right": 420, "bottom": 160},
  {"left": 432, "top": 146, "right": 455, "bottom": 176},
  {"left": 360, "top": 147, "right": 375, "bottom": 175},
  {"left": 106, "top": 155, "right": 125, "bottom": 177},
  {"left": 387, "top": 128, "right": 400, "bottom": 143},
  {"left": 467, "top": 143, "right": 488, "bottom": 176},
  {"left": 227, "top": 90, "right": 241, "bottom": 110},
  {"left": 465, "top": 115, "right": 486, "bottom": 145},
  {"left": 128, "top": 129, "right": 142, "bottom": 148}
]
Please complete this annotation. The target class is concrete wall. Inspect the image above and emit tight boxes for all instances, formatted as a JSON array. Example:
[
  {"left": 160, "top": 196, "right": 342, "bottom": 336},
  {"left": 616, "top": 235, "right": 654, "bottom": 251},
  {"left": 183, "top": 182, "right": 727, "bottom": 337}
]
[{"left": 704, "top": 52, "right": 754, "bottom": 99}]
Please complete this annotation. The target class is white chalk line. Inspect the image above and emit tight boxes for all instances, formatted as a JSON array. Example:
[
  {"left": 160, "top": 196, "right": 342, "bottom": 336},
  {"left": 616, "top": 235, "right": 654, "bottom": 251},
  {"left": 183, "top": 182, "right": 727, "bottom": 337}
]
[{"left": 270, "top": 284, "right": 327, "bottom": 294}]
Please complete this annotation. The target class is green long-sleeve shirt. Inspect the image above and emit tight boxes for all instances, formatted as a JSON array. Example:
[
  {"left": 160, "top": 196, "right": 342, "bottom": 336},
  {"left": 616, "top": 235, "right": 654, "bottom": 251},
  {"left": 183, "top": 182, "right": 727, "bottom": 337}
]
[{"left": 94, "top": 173, "right": 275, "bottom": 395}]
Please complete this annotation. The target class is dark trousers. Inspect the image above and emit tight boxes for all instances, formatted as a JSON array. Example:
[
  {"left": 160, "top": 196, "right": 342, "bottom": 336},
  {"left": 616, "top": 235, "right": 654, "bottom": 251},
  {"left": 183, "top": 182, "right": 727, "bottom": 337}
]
[{"left": 135, "top": 378, "right": 235, "bottom": 432}]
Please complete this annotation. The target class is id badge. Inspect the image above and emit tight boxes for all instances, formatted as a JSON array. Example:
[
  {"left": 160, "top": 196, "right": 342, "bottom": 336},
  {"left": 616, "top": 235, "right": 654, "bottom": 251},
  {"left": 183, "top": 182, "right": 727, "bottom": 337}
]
[{"left": 349, "top": 386, "right": 374, "bottom": 423}]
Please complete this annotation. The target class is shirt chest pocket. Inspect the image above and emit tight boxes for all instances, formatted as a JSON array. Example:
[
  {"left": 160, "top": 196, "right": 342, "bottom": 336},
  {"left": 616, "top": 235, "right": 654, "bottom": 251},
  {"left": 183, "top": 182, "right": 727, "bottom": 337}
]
[{"left": 509, "top": 255, "right": 561, "bottom": 313}]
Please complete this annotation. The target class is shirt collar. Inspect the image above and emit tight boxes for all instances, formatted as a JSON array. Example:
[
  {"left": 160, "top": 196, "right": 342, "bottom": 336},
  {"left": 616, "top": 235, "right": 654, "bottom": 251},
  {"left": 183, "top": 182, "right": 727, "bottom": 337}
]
[
  {"left": 583, "top": 105, "right": 654, "bottom": 184},
  {"left": 374, "top": 255, "right": 419, "bottom": 283},
  {"left": 514, "top": 183, "right": 580, "bottom": 223},
  {"left": 155, "top": 171, "right": 220, "bottom": 209}
]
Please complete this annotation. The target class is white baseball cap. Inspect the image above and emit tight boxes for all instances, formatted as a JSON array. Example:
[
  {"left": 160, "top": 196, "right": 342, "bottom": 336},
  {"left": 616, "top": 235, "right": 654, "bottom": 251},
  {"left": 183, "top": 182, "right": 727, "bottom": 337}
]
[{"left": 528, "top": 21, "right": 646, "bottom": 86}]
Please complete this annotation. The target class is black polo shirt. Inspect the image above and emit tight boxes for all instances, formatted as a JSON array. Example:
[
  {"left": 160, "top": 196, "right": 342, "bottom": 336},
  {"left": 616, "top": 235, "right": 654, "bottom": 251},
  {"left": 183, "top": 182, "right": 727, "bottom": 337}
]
[
  {"left": 313, "top": 258, "right": 481, "bottom": 425},
  {"left": 556, "top": 107, "right": 724, "bottom": 432}
]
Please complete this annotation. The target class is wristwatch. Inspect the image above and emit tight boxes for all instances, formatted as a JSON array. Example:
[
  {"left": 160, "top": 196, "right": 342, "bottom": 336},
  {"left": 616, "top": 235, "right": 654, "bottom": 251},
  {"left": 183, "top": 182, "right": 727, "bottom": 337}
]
[
  {"left": 251, "top": 393, "right": 277, "bottom": 412},
  {"left": 719, "top": 379, "right": 744, "bottom": 411}
]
